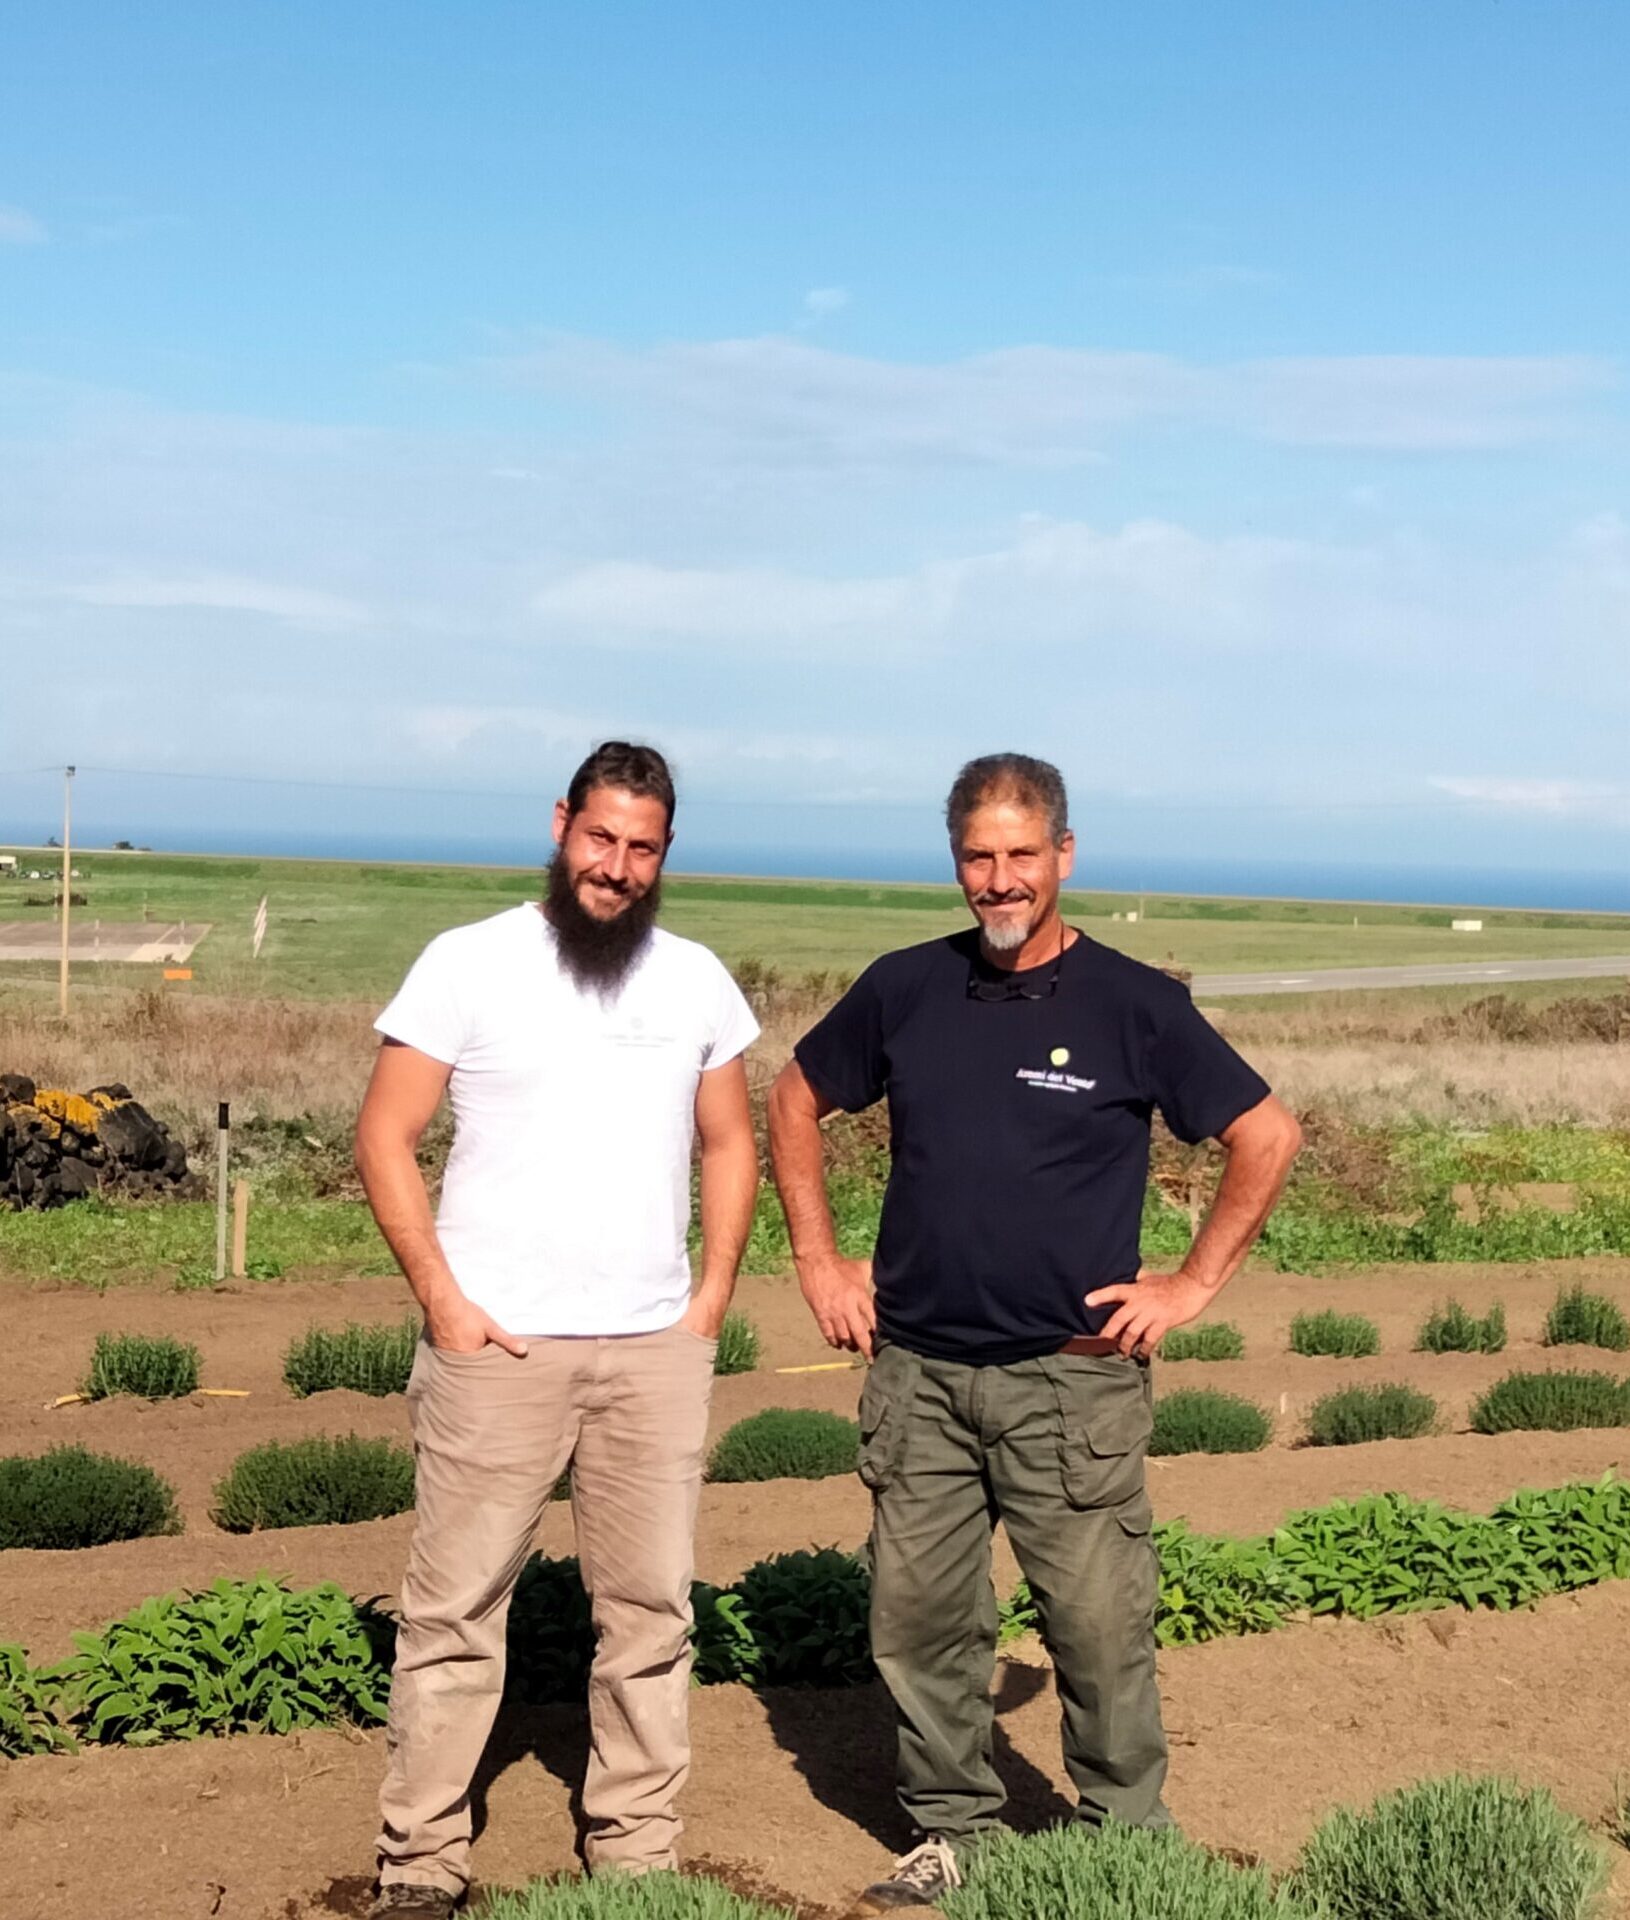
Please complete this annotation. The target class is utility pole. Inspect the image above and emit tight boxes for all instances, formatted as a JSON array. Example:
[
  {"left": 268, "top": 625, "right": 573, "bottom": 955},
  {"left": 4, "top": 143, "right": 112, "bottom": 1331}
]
[{"left": 58, "top": 765, "right": 75, "bottom": 1018}]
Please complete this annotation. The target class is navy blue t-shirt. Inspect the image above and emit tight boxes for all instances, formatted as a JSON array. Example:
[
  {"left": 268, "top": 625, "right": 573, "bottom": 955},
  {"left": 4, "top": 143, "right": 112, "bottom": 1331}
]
[{"left": 794, "top": 929, "right": 1270, "bottom": 1366}]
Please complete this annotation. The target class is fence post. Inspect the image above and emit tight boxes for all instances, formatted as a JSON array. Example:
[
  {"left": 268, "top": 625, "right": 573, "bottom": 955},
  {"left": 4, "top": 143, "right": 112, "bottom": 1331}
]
[
  {"left": 215, "top": 1102, "right": 230, "bottom": 1282},
  {"left": 231, "top": 1179, "right": 250, "bottom": 1279}
]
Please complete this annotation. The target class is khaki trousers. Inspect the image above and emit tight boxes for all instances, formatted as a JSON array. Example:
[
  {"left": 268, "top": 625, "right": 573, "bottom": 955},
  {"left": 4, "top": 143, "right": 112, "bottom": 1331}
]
[
  {"left": 861, "top": 1341, "right": 1170, "bottom": 1845},
  {"left": 377, "top": 1324, "right": 716, "bottom": 1895}
]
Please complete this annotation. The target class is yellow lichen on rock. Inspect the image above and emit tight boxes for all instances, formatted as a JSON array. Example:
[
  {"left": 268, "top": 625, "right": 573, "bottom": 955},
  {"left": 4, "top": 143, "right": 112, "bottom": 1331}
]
[
  {"left": 89, "top": 1090, "right": 125, "bottom": 1112},
  {"left": 33, "top": 1090, "right": 100, "bottom": 1132}
]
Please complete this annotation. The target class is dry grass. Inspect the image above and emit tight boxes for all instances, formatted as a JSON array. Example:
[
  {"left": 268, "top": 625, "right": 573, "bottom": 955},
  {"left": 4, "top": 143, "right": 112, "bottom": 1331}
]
[
  {"left": 1215, "top": 992, "right": 1630, "bottom": 1128},
  {"left": 0, "top": 988, "right": 377, "bottom": 1146},
  {"left": 5, "top": 979, "right": 1628, "bottom": 1156}
]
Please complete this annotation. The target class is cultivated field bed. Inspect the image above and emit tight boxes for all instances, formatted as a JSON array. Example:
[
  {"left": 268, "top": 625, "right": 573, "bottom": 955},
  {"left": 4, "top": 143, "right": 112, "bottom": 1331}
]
[
  {"left": 4, "top": 1259, "right": 1630, "bottom": 1918},
  {"left": 4, "top": 1574, "right": 1629, "bottom": 1919}
]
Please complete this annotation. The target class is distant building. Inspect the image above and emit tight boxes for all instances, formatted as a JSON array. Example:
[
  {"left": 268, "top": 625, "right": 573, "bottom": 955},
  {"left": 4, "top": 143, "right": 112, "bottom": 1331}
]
[
  {"left": 1450, "top": 918, "right": 1484, "bottom": 933},
  {"left": 0, "top": 855, "right": 16, "bottom": 874}
]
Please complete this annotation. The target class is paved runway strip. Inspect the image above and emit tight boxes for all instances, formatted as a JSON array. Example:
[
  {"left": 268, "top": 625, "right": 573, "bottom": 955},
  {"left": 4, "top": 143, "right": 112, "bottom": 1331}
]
[
  {"left": 1193, "top": 953, "right": 1630, "bottom": 997},
  {"left": 0, "top": 920, "right": 211, "bottom": 964}
]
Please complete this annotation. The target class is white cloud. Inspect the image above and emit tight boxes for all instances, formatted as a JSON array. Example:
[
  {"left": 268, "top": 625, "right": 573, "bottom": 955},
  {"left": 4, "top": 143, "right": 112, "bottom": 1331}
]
[
  {"left": 475, "top": 334, "right": 1614, "bottom": 464},
  {"left": 0, "top": 204, "right": 46, "bottom": 244},
  {"left": 1429, "top": 776, "right": 1630, "bottom": 823},
  {"left": 802, "top": 286, "right": 850, "bottom": 317},
  {"left": 528, "top": 518, "right": 1435, "bottom": 662},
  {"left": 65, "top": 572, "right": 369, "bottom": 630},
  {"left": 4, "top": 372, "right": 1627, "bottom": 858}
]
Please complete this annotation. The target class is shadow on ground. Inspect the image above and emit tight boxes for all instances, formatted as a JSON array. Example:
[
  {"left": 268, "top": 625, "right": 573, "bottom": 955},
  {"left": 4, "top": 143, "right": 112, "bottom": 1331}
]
[{"left": 761, "top": 1667, "right": 1073, "bottom": 1851}]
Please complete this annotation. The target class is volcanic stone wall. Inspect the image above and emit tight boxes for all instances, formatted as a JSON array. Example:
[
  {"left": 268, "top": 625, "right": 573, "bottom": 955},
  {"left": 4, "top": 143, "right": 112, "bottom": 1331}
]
[{"left": 0, "top": 1076, "right": 194, "bottom": 1209}]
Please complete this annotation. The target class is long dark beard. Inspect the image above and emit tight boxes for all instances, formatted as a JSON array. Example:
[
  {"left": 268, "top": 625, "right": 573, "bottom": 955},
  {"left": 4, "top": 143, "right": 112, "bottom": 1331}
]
[{"left": 543, "top": 852, "right": 662, "bottom": 996}]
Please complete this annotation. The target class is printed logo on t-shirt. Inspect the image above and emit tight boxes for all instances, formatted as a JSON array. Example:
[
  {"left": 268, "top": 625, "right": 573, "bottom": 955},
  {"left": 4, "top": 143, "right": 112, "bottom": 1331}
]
[
  {"left": 605, "top": 1014, "right": 679, "bottom": 1049},
  {"left": 1016, "top": 1053, "right": 1097, "bottom": 1094}
]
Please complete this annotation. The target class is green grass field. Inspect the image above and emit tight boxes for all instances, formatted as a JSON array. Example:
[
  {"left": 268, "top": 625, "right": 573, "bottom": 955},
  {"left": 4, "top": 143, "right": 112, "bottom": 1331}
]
[{"left": 4, "top": 845, "right": 1628, "bottom": 1004}]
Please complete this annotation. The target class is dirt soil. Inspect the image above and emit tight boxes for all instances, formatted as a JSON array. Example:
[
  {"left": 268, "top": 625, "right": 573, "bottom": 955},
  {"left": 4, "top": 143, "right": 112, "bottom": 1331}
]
[
  {"left": 3, "top": 1585, "right": 1628, "bottom": 1920},
  {"left": 3, "top": 1258, "right": 1630, "bottom": 1916},
  {"left": 5, "top": 1263, "right": 1630, "bottom": 1658}
]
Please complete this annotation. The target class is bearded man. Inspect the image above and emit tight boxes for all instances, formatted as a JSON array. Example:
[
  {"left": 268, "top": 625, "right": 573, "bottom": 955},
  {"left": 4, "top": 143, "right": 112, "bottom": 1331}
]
[
  {"left": 768, "top": 752, "right": 1301, "bottom": 1913},
  {"left": 356, "top": 741, "right": 760, "bottom": 1917}
]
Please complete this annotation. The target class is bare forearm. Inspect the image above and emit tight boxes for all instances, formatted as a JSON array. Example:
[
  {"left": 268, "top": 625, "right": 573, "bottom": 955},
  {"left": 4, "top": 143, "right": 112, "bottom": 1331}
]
[
  {"left": 696, "top": 1132, "right": 759, "bottom": 1301},
  {"left": 355, "top": 1133, "right": 461, "bottom": 1314},
  {"left": 767, "top": 1082, "right": 840, "bottom": 1263},
  {"left": 1180, "top": 1120, "right": 1300, "bottom": 1296}
]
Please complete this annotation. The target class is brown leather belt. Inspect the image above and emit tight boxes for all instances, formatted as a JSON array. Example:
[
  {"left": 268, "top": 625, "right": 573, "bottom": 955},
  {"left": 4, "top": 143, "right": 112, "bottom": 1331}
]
[{"left": 1058, "top": 1335, "right": 1123, "bottom": 1357}]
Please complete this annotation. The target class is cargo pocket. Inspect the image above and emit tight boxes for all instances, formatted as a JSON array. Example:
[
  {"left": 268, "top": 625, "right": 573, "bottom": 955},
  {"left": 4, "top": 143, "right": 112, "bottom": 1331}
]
[
  {"left": 1044, "top": 1356, "right": 1153, "bottom": 1512},
  {"left": 857, "top": 1344, "right": 917, "bottom": 1493}
]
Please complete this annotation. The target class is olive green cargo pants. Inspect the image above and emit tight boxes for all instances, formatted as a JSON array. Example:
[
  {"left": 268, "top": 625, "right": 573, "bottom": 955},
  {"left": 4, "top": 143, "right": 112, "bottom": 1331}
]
[{"left": 860, "top": 1340, "right": 1170, "bottom": 1845}]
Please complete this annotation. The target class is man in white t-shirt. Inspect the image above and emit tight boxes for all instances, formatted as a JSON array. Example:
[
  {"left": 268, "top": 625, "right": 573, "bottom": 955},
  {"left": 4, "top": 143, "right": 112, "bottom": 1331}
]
[{"left": 356, "top": 742, "right": 761, "bottom": 1918}]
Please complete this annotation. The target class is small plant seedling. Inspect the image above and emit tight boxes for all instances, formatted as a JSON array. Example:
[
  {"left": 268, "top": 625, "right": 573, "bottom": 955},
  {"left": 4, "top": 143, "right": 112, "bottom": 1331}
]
[
  {"left": 81, "top": 1331, "right": 200, "bottom": 1401},
  {"left": 477, "top": 1868, "right": 792, "bottom": 1918},
  {"left": 942, "top": 1820, "right": 1301, "bottom": 1920},
  {"left": 705, "top": 1409, "right": 860, "bottom": 1483},
  {"left": 1543, "top": 1283, "right": 1630, "bottom": 1352},
  {"left": 283, "top": 1317, "right": 419, "bottom": 1397},
  {"left": 1305, "top": 1383, "right": 1437, "bottom": 1446},
  {"left": 211, "top": 1434, "right": 416, "bottom": 1531},
  {"left": 1159, "top": 1321, "right": 1245, "bottom": 1362},
  {"left": 1294, "top": 1773, "right": 1608, "bottom": 1920},
  {"left": 1415, "top": 1298, "right": 1506, "bottom": 1355},
  {"left": 1149, "top": 1389, "right": 1271, "bottom": 1456},
  {"left": 1470, "top": 1369, "right": 1630, "bottom": 1434},
  {"left": 712, "top": 1308, "right": 761, "bottom": 1376},
  {"left": 0, "top": 1445, "right": 180, "bottom": 1550},
  {"left": 1289, "top": 1310, "right": 1380, "bottom": 1358}
]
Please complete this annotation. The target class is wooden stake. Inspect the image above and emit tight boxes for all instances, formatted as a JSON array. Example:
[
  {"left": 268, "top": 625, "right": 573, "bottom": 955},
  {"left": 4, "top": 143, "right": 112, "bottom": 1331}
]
[
  {"left": 58, "top": 765, "right": 74, "bottom": 1017},
  {"left": 232, "top": 1179, "right": 250, "bottom": 1278}
]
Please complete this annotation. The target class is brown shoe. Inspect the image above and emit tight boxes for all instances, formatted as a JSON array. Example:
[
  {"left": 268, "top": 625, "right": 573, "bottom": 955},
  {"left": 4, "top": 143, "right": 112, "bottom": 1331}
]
[{"left": 370, "top": 1884, "right": 460, "bottom": 1918}]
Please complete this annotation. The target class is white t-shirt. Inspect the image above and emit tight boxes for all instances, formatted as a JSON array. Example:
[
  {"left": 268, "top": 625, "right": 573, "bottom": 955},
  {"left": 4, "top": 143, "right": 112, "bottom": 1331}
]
[{"left": 374, "top": 904, "right": 759, "bottom": 1336}]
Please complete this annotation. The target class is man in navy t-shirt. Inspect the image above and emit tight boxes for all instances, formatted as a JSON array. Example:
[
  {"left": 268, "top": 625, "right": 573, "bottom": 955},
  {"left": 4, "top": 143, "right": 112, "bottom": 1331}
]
[{"left": 768, "top": 753, "right": 1301, "bottom": 1914}]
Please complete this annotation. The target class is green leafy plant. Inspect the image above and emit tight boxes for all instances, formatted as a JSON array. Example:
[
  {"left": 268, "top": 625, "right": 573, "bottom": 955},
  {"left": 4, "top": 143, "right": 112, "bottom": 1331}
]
[
  {"left": 690, "top": 1581, "right": 759, "bottom": 1688},
  {"left": 1416, "top": 1298, "right": 1507, "bottom": 1354},
  {"left": 1469, "top": 1370, "right": 1630, "bottom": 1435},
  {"left": 1294, "top": 1773, "right": 1608, "bottom": 1920},
  {"left": 706, "top": 1409, "right": 860, "bottom": 1483},
  {"left": 1543, "top": 1284, "right": 1630, "bottom": 1352},
  {"left": 944, "top": 1820, "right": 1302, "bottom": 1920},
  {"left": 0, "top": 1644, "right": 74, "bottom": 1756},
  {"left": 48, "top": 1577, "right": 395, "bottom": 1744},
  {"left": 504, "top": 1554, "right": 597, "bottom": 1704},
  {"left": 731, "top": 1548, "right": 873, "bottom": 1688},
  {"left": 1488, "top": 1476, "right": 1630, "bottom": 1592},
  {"left": 1271, "top": 1494, "right": 1545, "bottom": 1619},
  {"left": 81, "top": 1330, "right": 200, "bottom": 1400},
  {"left": 1159, "top": 1322, "right": 1245, "bottom": 1362},
  {"left": 282, "top": 1317, "right": 419, "bottom": 1397},
  {"left": 1150, "top": 1389, "right": 1271, "bottom": 1456},
  {"left": 210, "top": 1434, "right": 416, "bottom": 1532},
  {"left": 1305, "top": 1383, "right": 1438, "bottom": 1447},
  {"left": 712, "top": 1308, "right": 762, "bottom": 1377},
  {"left": 0, "top": 1445, "right": 180, "bottom": 1549},
  {"left": 1150, "top": 1523, "right": 1300, "bottom": 1647},
  {"left": 1289, "top": 1310, "right": 1380, "bottom": 1358},
  {"left": 479, "top": 1869, "right": 791, "bottom": 1919}
]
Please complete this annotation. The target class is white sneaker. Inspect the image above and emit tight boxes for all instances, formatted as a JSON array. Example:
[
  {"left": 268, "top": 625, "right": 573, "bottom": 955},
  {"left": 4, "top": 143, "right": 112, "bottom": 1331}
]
[{"left": 849, "top": 1836, "right": 963, "bottom": 1913}]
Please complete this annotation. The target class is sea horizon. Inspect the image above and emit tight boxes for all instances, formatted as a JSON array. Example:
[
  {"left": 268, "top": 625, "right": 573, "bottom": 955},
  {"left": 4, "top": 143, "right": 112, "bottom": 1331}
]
[{"left": 4, "top": 823, "right": 1628, "bottom": 917}]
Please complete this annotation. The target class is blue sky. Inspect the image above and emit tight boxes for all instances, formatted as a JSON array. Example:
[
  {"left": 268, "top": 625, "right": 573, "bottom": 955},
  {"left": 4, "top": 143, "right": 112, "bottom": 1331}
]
[{"left": 2, "top": 2, "right": 1628, "bottom": 894}]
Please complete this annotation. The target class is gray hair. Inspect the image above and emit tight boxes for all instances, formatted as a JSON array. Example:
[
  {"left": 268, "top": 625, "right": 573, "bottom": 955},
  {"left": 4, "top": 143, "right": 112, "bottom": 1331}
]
[{"left": 945, "top": 753, "right": 1069, "bottom": 848}]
